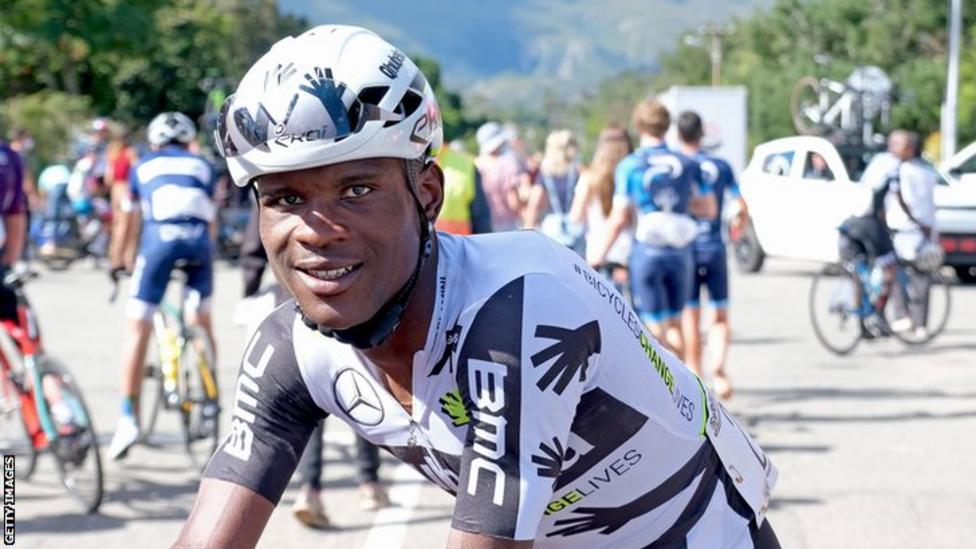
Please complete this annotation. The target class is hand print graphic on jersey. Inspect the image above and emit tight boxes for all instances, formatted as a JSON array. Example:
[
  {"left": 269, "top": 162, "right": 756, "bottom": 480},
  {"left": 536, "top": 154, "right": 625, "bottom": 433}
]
[{"left": 530, "top": 321, "right": 601, "bottom": 395}]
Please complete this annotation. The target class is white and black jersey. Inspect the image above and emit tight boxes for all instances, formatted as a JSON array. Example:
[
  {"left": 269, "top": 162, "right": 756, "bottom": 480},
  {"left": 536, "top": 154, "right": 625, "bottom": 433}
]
[{"left": 205, "top": 231, "right": 778, "bottom": 548}]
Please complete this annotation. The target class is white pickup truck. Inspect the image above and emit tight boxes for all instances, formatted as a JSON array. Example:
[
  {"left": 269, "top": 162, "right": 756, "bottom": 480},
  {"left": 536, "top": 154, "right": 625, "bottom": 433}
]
[{"left": 733, "top": 136, "right": 976, "bottom": 282}]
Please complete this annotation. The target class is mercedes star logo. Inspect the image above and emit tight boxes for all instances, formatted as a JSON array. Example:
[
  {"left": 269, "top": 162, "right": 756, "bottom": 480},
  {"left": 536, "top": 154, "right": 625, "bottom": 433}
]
[{"left": 333, "top": 368, "right": 385, "bottom": 426}]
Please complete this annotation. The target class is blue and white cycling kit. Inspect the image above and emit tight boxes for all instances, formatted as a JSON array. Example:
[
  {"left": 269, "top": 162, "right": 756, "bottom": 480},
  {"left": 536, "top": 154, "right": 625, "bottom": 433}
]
[
  {"left": 128, "top": 146, "right": 215, "bottom": 315},
  {"left": 205, "top": 231, "right": 779, "bottom": 547},
  {"left": 615, "top": 144, "right": 706, "bottom": 323},
  {"left": 689, "top": 153, "right": 740, "bottom": 309}
]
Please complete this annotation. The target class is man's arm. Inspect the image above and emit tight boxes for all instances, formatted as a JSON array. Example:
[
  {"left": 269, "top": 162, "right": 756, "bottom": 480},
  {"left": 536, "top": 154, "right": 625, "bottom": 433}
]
[
  {"left": 588, "top": 201, "right": 630, "bottom": 267},
  {"left": 176, "top": 304, "right": 326, "bottom": 547},
  {"left": 1, "top": 213, "right": 26, "bottom": 266},
  {"left": 176, "top": 479, "right": 274, "bottom": 548},
  {"left": 447, "top": 529, "right": 532, "bottom": 549},
  {"left": 470, "top": 169, "right": 493, "bottom": 234}
]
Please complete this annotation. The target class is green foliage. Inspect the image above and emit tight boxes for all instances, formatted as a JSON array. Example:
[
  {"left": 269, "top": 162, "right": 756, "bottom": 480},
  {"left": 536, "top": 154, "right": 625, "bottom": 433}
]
[
  {"left": 652, "top": 0, "right": 976, "bottom": 147},
  {"left": 414, "top": 55, "right": 483, "bottom": 142},
  {"left": 1, "top": 1, "right": 478, "bottom": 160},
  {"left": 0, "top": 91, "right": 92, "bottom": 166},
  {"left": 0, "top": 0, "right": 306, "bottom": 124}
]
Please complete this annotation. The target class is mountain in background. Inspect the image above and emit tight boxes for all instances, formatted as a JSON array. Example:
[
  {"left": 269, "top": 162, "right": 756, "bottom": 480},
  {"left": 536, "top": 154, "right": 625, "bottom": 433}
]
[{"left": 279, "top": 0, "right": 771, "bottom": 112}]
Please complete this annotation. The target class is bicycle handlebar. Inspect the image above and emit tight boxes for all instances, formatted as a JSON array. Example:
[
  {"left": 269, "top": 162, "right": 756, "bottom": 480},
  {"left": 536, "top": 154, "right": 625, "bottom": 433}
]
[{"left": 3, "top": 269, "right": 39, "bottom": 290}]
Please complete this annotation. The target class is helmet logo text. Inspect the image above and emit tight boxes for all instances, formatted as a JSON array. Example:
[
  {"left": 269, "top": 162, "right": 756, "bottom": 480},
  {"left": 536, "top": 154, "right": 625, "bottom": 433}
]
[{"left": 379, "top": 49, "right": 406, "bottom": 79}]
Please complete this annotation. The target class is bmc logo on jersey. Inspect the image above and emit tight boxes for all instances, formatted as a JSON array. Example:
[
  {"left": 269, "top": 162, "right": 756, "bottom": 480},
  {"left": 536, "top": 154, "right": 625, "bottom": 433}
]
[
  {"left": 222, "top": 331, "right": 276, "bottom": 461},
  {"left": 465, "top": 358, "right": 510, "bottom": 506}
]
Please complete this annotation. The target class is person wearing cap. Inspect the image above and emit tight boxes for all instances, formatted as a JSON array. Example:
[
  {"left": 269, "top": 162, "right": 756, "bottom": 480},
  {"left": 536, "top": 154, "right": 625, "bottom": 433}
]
[{"left": 475, "top": 121, "right": 528, "bottom": 232}]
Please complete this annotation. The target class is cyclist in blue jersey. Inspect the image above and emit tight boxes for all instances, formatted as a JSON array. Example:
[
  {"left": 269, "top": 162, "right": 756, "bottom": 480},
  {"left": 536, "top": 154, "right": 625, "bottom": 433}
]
[
  {"left": 108, "top": 112, "right": 218, "bottom": 459},
  {"left": 589, "top": 100, "right": 716, "bottom": 359},
  {"left": 677, "top": 111, "right": 747, "bottom": 401}
]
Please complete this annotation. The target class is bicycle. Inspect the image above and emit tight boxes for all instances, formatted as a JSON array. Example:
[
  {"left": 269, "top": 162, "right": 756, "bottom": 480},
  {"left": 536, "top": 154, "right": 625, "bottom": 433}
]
[
  {"left": 110, "top": 262, "right": 221, "bottom": 469},
  {"left": 809, "top": 255, "right": 951, "bottom": 356},
  {"left": 790, "top": 65, "right": 892, "bottom": 146},
  {"left": 0, "top": 270, "right": 103, "bottom": 513}
]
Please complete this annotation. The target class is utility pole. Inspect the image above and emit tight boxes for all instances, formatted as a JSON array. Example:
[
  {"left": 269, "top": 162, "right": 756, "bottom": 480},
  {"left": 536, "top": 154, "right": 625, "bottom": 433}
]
[
  {"left": 684, "top": 24, "right": 730, "bottom": 87},
  {"left": 942, "top": 0, "right": 962, "bottom": 162}
]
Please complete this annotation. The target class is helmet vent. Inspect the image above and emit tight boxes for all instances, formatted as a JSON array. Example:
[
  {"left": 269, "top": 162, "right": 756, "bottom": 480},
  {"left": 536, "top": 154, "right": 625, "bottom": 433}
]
[{"left": 357, "top": 86, "right": 389, "bottom": 108}]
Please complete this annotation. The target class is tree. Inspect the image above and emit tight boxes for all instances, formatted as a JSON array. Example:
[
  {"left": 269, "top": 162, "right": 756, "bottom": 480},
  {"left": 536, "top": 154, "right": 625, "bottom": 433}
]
[{"left": 653, "top": 0, "right": 976, "bottom": 148}]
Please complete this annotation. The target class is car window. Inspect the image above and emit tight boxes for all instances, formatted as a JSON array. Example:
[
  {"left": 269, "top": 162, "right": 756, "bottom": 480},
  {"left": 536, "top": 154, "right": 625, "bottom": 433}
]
[
  {"left": 762, "top": 151, "right": 794, "bottom": 176},
  {"left": 954, "top": 152, "right": 976, "bottom": 174},
  {"left": 838, "top": 146, "right": 876, "bottom": 182},
  {"left": 802, "top": 152, "right": 834, "bottom": 180}
]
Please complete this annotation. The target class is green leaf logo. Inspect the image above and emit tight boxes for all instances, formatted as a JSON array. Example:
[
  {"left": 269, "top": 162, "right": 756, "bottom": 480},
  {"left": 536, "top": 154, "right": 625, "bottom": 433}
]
[{"left": 439, "top": 389, "right": 470, "bottom": 427}]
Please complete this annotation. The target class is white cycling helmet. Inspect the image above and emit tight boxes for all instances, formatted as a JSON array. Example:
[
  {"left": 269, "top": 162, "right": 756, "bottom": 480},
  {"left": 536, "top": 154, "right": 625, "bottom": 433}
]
[
  {"left": 216, "top": 25, "right": 443, "bottom": 187},
  {"left": 915, "top": 241, "right": 945, "bottom": 272},
  {"left": 148, "top": 112, "right": 197, "bottom": 146}
]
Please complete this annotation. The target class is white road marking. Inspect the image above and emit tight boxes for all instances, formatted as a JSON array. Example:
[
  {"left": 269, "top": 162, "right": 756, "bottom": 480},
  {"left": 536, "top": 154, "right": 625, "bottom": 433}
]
[{"left": 362, "top": 463, "right": 426, "bottom": 549}]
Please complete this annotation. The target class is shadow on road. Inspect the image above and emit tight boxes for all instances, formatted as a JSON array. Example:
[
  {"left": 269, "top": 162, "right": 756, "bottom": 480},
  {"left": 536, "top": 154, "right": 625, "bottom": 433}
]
[
  {"left": 732, "top": 336, "right": 801, "bottom": 346},
  {"left": 737, "top": 386, "right": 976, "bottom": 404},
  {"left": 768, "top": 496, "right": 823, "bottom": 510}
]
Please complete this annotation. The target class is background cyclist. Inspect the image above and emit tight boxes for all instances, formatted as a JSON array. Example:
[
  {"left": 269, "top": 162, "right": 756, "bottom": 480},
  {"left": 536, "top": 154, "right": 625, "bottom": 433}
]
[
  {"left": 589, "top": 99, "right": 716, "bottom": 359},
  {"left": 677, "top": 110, "right": 746, "bottom": 401},
  {"left": 839, "top": 130, "right": 923, "bottom": 336},
  {"left": 108, "top": 112, "right": 218, "bottom": 460}
]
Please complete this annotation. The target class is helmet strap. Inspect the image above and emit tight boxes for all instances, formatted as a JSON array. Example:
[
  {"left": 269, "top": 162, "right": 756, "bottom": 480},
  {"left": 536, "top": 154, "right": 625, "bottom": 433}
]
[{"left": 298, "top": 158, "right": 434, "bottom": 349}]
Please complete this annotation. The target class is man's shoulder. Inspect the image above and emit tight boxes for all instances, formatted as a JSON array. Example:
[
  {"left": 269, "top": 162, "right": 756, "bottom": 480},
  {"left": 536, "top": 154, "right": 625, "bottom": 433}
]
[{"left": 446, "top": 232, "right": 594, "bottom": 311}]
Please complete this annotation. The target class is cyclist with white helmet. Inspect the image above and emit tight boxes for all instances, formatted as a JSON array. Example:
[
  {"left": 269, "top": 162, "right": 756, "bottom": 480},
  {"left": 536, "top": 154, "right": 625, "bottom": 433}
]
[
  {"left": 108, "top": 112, "right": 218, "bottom": 459},
  {"left": 178, "top": 25, "right": 779, "bottom": 548}
]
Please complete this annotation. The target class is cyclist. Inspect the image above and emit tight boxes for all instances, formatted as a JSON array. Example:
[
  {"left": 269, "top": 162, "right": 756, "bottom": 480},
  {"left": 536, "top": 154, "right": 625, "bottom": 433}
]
[
  {"left": 0, "top": 136, "right": 27, "bottom": 320},
  {"left": 588, "top": 100, "right": 717, "bottom": 359},
  {"left": 676, "top": 111, "right": 745, "bottom": 401},
  {"left": 108, "top": 112, "right": 218, "bottom": 460},
  {"left": 178, "top": 25, "right": 778, "bottom": 548},
  {"left": 884, "top": 132, "right": 939, "bottom": 334},
  {"left": 839, "top": 130, "right": 928, "bottom": 336}
]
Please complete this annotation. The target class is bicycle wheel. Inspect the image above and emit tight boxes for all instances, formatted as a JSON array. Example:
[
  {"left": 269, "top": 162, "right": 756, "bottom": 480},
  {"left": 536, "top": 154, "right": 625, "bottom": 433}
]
[
  {"left": 179, "top": 326, "right": 220, "bottom": 470},
  {"left": 0, "top": 371, "right": 37, "bottom": 480},
  {"left": 887, "top": 266, "right": 951, "bottom": 346},
  {"left": 790, "top": 76, "right": 825, "bottom": 135},
  {"left": 138, "top": 343, "right": 165, "bottom": 443},
  {"left": 37, "top": 357, "right": 103, "bottom": 513},
  {"left": 809, "top": 265, "right": 863, "bottom": 355}
]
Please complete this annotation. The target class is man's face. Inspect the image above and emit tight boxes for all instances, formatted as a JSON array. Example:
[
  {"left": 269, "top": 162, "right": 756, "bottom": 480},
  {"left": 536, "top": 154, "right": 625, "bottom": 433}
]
[{"left": 256, "top": 158, "right": 442, "bottom": 329}]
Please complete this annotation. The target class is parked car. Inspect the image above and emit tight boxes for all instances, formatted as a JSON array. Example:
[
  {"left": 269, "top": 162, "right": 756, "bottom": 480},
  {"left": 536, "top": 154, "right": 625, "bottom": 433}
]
[
  {"left": 941, "top": 140, "right": 976, "bottom": 186},
  {"left": 733, "top": 136, "right": 976, "bottom": 283}
]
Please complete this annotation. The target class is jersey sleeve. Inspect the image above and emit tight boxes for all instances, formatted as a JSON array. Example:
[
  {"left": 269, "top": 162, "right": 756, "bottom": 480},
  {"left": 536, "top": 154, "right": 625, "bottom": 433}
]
[
  {"left": 612, "top": 155, "right": 636, "bottom": 208},
  {"left": 128, "top": 163, "right": 140, "bottom": 199},
  {"left": 0, "top": 149, "right": 26, "bottom": 216},
  {"left": 203, "top": 304, "right": 328, "bottom": 504},
  {"left": 451, "top": 266, "right": 598, "bottom": 540},
  {"left": 690, "top": 159, "right": 707, "bottom": 196}
]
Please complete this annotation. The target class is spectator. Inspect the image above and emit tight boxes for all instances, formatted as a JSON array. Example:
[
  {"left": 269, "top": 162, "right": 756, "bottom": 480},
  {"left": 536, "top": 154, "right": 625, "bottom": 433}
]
[
  {"left": 106, "top": 131, "right": 138, "bottom": 274},
  {"left": 434, "top": 143, "right": 492, "bottom": 235},
  {"left": 569, "top": 126, "right": 634, "bottom": 292},
  {"left": 292, "top": 421, "right": 390, "bottom": 529},
  {"left": 804, "top": 152, "right": 833, "bottom": 180},
  {"left": 527, "top": 129, "right": 584, "bottom": 254},
  {"left": 474, "top": 122, "right": 526, "bottom": 232}
]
